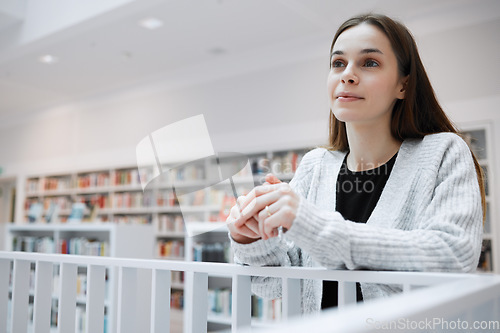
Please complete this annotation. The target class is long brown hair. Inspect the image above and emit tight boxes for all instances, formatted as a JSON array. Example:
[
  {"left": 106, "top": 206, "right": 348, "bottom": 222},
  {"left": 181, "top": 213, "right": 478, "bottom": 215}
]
[{"left": 326, "top": 13, "right": 486, "bottom": 220}]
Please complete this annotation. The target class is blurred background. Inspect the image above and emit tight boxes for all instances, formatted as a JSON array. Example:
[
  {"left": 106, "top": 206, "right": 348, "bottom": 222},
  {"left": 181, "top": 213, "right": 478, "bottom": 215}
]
[
  {"left": 0, "top": 0, "right": 498, "bottom": 174},
  {"left": 0, "top": 2, "right": 499, "bottom": 330}
]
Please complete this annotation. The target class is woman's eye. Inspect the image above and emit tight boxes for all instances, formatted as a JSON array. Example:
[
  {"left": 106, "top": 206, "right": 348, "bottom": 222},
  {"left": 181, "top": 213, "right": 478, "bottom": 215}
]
[
  {"left": 364, "top": 59, "right": 379, "bottom": 67},
  {"left": 332, "top": 60, "right": 345, "bottom": 68}
]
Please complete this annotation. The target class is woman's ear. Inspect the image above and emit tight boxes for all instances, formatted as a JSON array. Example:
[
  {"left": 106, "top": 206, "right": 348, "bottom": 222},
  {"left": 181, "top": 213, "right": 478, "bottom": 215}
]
[{"left": 397, "top": 75, "right": 409, "bottom": 99}]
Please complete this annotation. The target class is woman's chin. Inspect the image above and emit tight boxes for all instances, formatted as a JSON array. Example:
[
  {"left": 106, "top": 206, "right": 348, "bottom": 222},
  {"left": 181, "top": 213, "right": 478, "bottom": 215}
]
[{"left": 331, "top": 110, "right": 363, "bottom": 123}]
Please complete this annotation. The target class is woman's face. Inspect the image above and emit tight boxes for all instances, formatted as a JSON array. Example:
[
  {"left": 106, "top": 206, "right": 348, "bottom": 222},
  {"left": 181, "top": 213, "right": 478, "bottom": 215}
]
[{"left": 327, "top": 23, "right": 406, "bottom": 127}]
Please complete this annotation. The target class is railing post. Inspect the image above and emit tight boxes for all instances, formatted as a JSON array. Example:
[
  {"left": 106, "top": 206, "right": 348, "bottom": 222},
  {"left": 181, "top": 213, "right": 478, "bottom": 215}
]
[
  {"left": 282, "top": 278, "right": 301, "bottom": 320},
  {"left": 231, "top": 274, "right": 251, "bottom": 331},
  {"left": 494, "top": 292, "right": 500, "bottom": 322},
  {"left": 10, "top": 259, "right": 30, "bottom": 333},
  {"left": 86, "top": 265, "right": 106, "bottom": 333},
  {"left": 117, "top": 267, "right": 139, "bottom": 333},
  {"left": 0, "top": 259, "right": 10, "bottom": 332},
  {"left": 57, "top": 263, "right": 78, "bottom": 333},
  {"left": 150, "top": 269, "right": 171, "bottom": 333},
  {"left": 338, "top": 281, "right": 356, "bottom": 308},
  {"left": 403, "top": 283, "right": 415, "bottom": 293},
  {"left": 33, "top": 261, "right": 53, "bottom": 333},
  {"left": 185, "top": 271, "right": 208, "bottom": 333}
]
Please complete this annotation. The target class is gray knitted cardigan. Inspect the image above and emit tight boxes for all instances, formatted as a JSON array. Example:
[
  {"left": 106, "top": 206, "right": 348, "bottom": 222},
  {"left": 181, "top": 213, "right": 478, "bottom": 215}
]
[{"left": 230, "top": 133, "right": 483, "bottom": 314}]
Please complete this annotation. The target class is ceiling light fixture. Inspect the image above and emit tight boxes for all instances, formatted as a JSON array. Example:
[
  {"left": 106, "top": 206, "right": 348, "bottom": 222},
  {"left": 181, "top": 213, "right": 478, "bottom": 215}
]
[
  {"left": 39, "top": 55, "right": 59, "bottom": 64},
  {"left": 122, "top": 51, "right": 133, "bottom": 60},
  {"left": 139, "top": 17, "right": 164, "bottom": 30},
  {"left": 208, "top": 47, "right": 227, "bottom": 55}
]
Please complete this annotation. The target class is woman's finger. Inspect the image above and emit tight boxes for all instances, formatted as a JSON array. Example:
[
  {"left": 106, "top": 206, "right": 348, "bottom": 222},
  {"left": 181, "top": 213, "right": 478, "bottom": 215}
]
[
  {"left": 262, "top": 209, "right": 286, "bottom": 240},
  {"left": 260, "top": 193, "right": 298, "bottom": 239},
  {"left": 265, "top": 173, "right": 282, "bottom": 184},
  {"left": 240, "top": 189, "right": 282, "bottom": 221},
  {"left": 259, "top": 205, "right": 266, "bottom": 239},
  {"left": 244, "top": 183, "right": 292, "bottom": 218},
  {"left": 238, "top": 184, "right": 278, "bottom": 212},
  {"left": 229, "top": 203, "right": 241, "bottom": 219},
  {"left": 233, "top": 223, "right": 260, "bottom": 239},
  {"left": 244, "top": 217, "right": 260, "bottom": 236},
  {"left": 257, "top": 199, "right": 281, "bottom": 223}
]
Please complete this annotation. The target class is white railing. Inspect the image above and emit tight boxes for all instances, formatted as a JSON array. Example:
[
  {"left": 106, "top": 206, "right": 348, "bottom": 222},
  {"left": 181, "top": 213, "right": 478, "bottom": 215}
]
[{"left": 1, "top": 251, "right": 499, "bottom": 333}]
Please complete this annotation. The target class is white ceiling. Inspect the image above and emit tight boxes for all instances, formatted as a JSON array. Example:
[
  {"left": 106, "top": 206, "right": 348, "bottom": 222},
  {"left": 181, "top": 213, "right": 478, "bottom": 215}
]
[{"left": 0, "top": 0, "right": 499, "bottom": 124}]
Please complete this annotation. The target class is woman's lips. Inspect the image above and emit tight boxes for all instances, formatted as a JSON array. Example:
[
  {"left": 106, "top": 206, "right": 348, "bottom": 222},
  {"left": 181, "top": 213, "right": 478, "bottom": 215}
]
[
  {"left": 336, "top": 92, "right": 363, "bottom": 102},
  {"left": 337, "top": 96, "right": 363, "bottom": 102}
]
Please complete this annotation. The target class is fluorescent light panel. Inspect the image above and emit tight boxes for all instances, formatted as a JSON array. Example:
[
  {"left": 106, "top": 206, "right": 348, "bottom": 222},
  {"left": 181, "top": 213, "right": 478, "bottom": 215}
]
[
  {"left": 39, "top": 55, "right": 59, "bottom": 64},
  {"left": 139, "top": 17, "right": 164, "bottom": 30}
]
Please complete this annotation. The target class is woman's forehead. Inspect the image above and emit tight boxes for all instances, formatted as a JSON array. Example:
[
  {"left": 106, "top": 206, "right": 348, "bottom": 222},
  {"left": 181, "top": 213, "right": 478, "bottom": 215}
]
[{"left": 333, "top": 23, "right": 391, "bottom": 53}]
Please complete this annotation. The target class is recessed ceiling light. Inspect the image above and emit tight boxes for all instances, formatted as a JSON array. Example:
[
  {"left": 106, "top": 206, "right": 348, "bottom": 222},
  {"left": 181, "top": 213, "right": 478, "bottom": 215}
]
[
  {"left": 139, "top": 17, "right": 164, "bottom": 30},
  {"left": 208, "top": 47, "right": 227, "bottom": 55},
  {"left": 39, "top": 55, "right": 59, "bottom": 64},
  {"left": 122, "top": 51, "right": 133, "bottom": 60}
]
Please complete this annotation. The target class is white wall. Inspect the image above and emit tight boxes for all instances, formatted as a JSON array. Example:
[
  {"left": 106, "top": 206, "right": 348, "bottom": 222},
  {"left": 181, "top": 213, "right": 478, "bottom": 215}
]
[{"left": 0, "top": 54, "right": 331, "bottom": 175}]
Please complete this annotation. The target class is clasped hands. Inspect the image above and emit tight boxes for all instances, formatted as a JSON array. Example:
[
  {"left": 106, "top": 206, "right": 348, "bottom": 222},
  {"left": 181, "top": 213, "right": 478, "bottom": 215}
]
[{"left": 227, "top": 173, "right": 300, "bottom": 244}]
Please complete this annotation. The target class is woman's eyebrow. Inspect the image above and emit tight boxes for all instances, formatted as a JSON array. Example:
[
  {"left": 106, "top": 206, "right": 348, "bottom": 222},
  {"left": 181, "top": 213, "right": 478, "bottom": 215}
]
[
  {"left": 331, "top": 48, "right": 384, "bottom": 56},
  {"left": 361, "top": 48, "right": 383, "bottom": 55}
]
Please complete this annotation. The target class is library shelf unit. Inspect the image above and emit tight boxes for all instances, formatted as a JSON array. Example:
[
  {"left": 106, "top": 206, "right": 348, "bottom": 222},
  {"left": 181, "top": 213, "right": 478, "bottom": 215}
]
[
  {"left": 19, "top": 147, "right": 308, "bottom": 251},
  {"left": 14, "top": 148, "right": 308, "bottom": 332},
  {"left": 6, "top": 223, "right": 154, "bottom": 333},
  {"left": 459, "top": 121, "right": 498, "bottom": 274}
]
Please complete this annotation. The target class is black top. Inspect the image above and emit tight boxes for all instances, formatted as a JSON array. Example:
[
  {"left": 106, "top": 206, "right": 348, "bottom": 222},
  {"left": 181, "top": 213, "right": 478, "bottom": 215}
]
[{"left": 321, "top": 152, "right": 397, "bottom": 309}]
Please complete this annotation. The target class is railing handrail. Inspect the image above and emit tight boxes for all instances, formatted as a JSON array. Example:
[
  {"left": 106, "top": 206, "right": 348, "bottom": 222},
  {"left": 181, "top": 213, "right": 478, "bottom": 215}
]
[
  {"left": 0, "top": 251, "right": 475, "bottom": 285},
  {"left": 2, "top": 250, "right": 498, "bottom": 333},
  {"left": 242, "top": 273, "right": 500, "bottom": 333}
]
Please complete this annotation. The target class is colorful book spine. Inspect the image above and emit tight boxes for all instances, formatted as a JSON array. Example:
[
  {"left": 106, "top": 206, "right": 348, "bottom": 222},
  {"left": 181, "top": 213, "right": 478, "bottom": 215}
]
[
  {"left": 208, "top": 288, "right": 232, "bottom": 316},
  {"left": 57, "top": 238, "right": 109, "bottom": 256},
  {"left": 252, "top": 296, "right": 282, "bottom": 321},
  {"left": 113, "top": 215, "right": 149, "bottom": 224},
  {"left": 43, "top": 177, "right": 72, "bottom": 191},
  {"left": 157, "top": 240, "right": 184, "bottom": 259},
  {"left": 157, "top": 214, "right": 184, "bottom": 233},
  {"left": 171, "top": 290, "right": 184, "bottom": 309},
  {"left": 192, "top": 242, "right": 231, "bottom": 263},
  {"left": 12, "top": 236, "right": 55, "bottom": 253},
  {"left": 114, "top": 169, "right": 140, "bottom": 186},
  {"left": 77, "top": 172, "right": 110, "bottom": 188}
]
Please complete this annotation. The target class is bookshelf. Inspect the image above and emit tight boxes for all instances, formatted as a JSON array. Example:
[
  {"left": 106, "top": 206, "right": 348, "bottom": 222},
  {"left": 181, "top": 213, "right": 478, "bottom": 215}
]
[
  {"left": 6, "top": 223, "right": 154, "bottom": 333},
  {"left": 459, "top": 122, "right": 498, "bottom": 274},
  {"left": 19, "top": 147, "right": 308, "bottom": 231},
  {"left": 13, "top": 148, "right": 308, "bottom": 332}
]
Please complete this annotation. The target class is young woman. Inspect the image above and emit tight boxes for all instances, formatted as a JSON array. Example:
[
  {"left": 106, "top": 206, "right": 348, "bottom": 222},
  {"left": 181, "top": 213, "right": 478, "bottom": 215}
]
[{"left": 227, "top": 14, "right": 485, "bottom": 313}]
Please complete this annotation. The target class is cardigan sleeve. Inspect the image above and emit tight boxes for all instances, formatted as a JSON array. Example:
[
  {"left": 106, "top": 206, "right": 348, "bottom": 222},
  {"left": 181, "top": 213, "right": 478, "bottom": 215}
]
[
  {"left": 284, "top": 135, "right": 483, "bottom": 272},
  {"left": 229, "top": 148, "right": 323, "bottom": 299}
]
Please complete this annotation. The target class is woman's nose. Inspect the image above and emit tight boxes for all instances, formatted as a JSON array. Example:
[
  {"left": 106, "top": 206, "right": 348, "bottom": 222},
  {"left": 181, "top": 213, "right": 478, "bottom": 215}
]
[{"left": 341, "top": 65, "right": 359, "bottom": 85}]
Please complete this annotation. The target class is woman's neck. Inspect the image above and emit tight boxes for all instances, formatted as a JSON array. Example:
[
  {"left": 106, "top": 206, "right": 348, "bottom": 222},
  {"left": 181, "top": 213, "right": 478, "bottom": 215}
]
[{"left": 345, "top": 122, "right": 402, "bottom": 172}]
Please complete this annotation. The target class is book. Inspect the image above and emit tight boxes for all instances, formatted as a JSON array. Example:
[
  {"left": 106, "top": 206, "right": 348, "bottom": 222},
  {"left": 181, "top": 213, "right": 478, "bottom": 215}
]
[
  {"left": 68, "top": 202, "right": 86, "bottom": 223},
  {"left": 27, "top": 203, "right": 43, "bottom": 223},
  {"left": 45, "top": 203, "right": 60, "bottom": 223}
]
